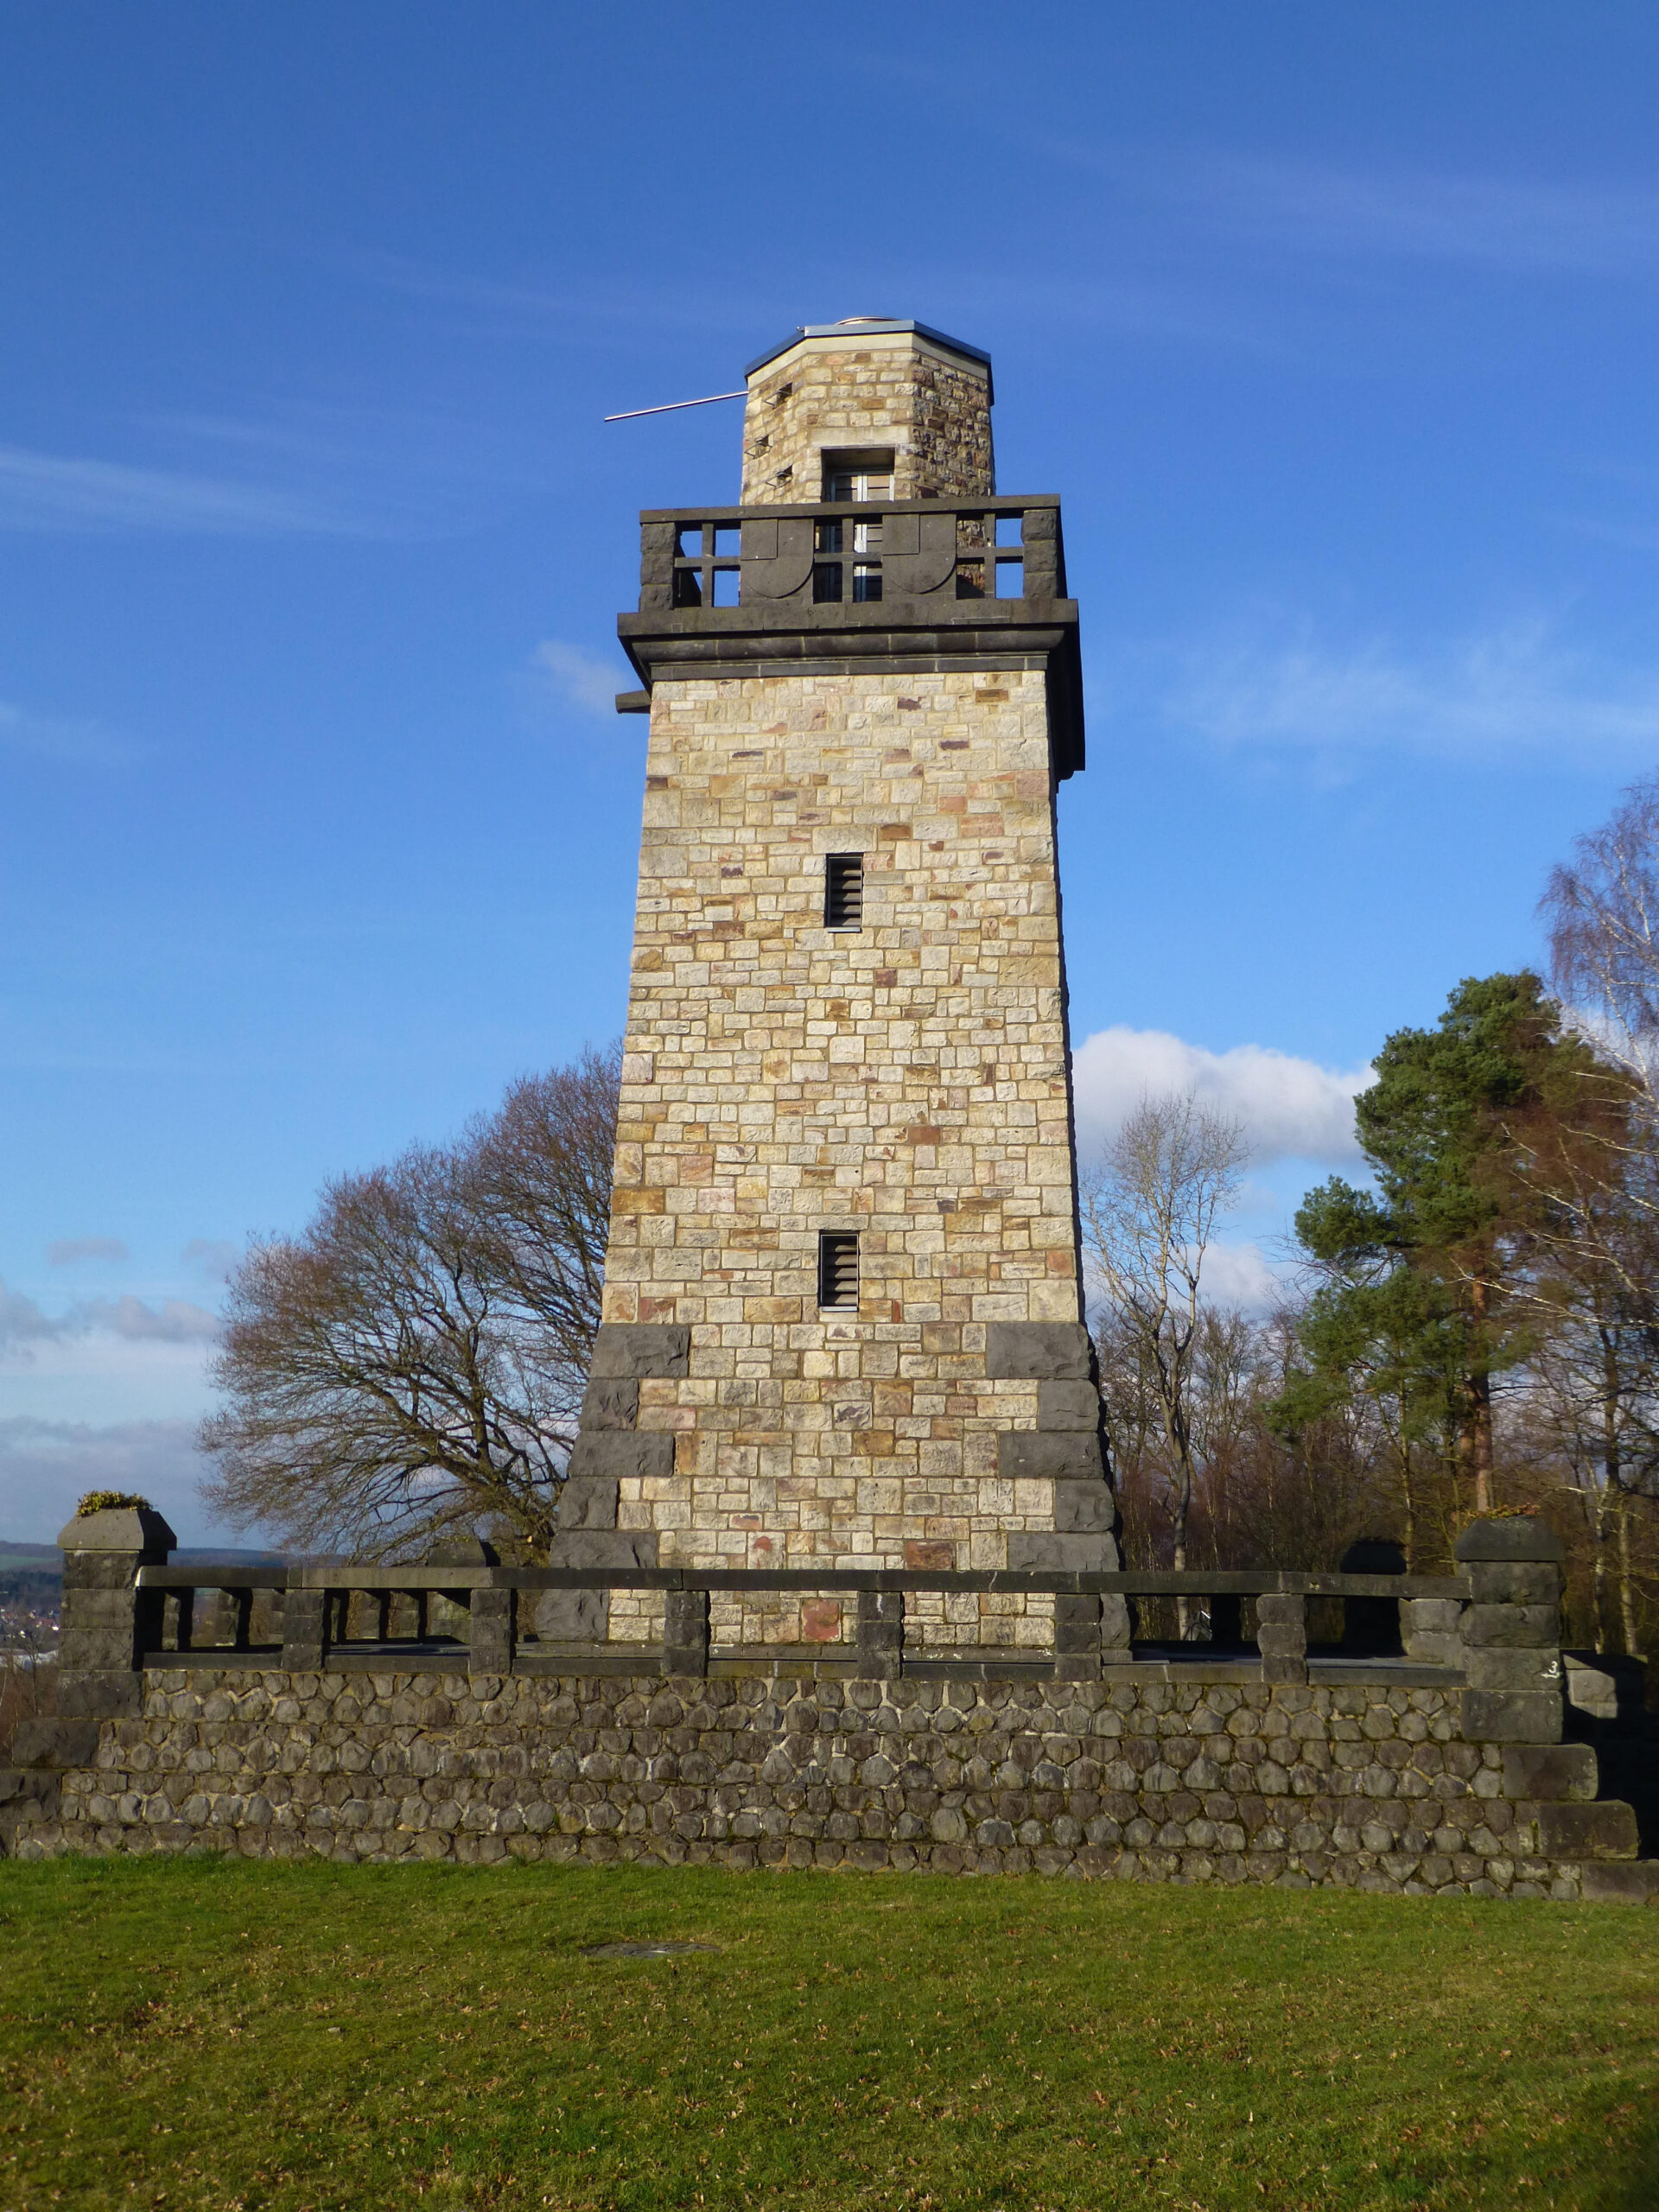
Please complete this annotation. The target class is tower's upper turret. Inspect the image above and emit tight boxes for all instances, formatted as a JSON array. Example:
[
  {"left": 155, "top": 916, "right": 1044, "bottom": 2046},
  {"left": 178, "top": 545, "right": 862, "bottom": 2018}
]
[{"left": 740, "top": 317, "right": 995, "bottom": 505}]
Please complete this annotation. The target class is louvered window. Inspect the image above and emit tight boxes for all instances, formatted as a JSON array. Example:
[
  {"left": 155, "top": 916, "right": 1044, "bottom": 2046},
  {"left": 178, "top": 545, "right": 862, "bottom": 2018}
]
[
  {"left": 818, "top": 1231, "right": 860, "bottom": 1311},
  {"left": 824, "top": 852, "right": 864, "bottom": 930}
]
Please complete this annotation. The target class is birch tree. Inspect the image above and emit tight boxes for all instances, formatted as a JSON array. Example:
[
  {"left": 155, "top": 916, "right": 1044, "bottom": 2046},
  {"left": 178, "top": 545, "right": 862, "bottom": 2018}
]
[{"left": 1082, "top": 1092, "right": 1248, "bottom": 1628}]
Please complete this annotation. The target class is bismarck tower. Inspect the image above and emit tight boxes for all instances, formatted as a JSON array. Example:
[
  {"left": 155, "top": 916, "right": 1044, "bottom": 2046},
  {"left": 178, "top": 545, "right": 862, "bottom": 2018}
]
[{"left": 555, "top": 317, "right": 1118, "bottom": 1659}]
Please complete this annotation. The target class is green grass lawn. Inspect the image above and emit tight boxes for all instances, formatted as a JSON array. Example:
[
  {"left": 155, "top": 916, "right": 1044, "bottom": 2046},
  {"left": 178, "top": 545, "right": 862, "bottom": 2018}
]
[{"left": 1, "top": 1859, "right": 1655, "bottom": 2212}]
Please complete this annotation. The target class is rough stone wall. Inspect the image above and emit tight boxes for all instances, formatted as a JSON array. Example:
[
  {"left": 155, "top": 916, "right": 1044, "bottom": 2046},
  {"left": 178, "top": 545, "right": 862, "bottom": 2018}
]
[
  {"left": 741, "top": 334, "right": 994, "bottom": 504},
  {"left": 6, "top": 1667, "right": 1637, "bottom": 1902},
  {"left": 601, "top": 668, "right": 1083, "bottom": 1644}
]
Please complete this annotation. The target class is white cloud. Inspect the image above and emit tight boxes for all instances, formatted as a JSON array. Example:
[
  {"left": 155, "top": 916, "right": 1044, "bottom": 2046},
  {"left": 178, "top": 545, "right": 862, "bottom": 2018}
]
[
  {"left": 181, "top": 1239, "right": 241, "bottom": 1283},
  {"left": 0, "top": 1278, "right": 219, "bottom": 1361},
  {"left": 1192, "top": 1239, "right": 1290, "bottom": 1314},
  {"left": 0, "top": 699, "right": 133, "bottom": 766},
  {"left": 0, "top": 1417, "right": 219, "bottom": 1546},
  {"left": 0, "top": 443, "right": 362, "bottom": 537},
  {"left": 1071, "top": 1025, "right": 1371, "bottom": 1166},
  {"left": 81, "top": 1297, "right": 219, "bottom": 1344},
  {"left": 1131, "top": 151, "right": 1659, "bottom": 277},
  {"left": 1148, "top": 616, "right": 1659, "bottom": 767},
  {"left": 534, "top": 639, "right": 627, "bottom": 715},
  {"left": 48, "top": 1236, "right": 130, "bottom": 1267},
  {"left": 0, "top": 1282, "right": 61, "bottom": 1350}
]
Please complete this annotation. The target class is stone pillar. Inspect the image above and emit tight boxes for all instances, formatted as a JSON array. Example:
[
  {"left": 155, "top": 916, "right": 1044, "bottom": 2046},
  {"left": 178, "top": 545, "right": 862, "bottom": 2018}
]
[
  {"left": 1455, "top": 1516, "right": 1565, "bottom": 1745},
  {"left": 664, "top": 1588, "right": 711, "bottom": 1677},
  {"left": 1256, "top": 1594, "right": 1308, "bottom": 1687},
  {"left": 468, "top": 1587, "right": 514, "bottom": 1680},
  {"left": 280, "top": 1586, "right": 327, "bottom": 1670},
  {"left": 55, "top": 1503, "right": 176, "bottom": 1718},
  {"left": 1401, "top": 1596, "right": 1464, "bottom": 1669},
  {"left": 852, "top": 1589, "right": 903, "bottom": 1681}
]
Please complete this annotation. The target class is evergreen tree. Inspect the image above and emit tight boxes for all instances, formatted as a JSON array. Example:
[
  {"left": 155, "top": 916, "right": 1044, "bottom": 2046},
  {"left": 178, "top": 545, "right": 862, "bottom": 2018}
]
[{"left": 1282, "top": 972, "right": 1598, "bottom": 1531}]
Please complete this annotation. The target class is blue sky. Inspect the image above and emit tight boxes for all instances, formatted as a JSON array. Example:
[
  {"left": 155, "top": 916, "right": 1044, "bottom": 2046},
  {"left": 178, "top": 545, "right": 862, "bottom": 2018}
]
[{"left": 6, "top": 3, "right": 1659, "bottom": 1542}]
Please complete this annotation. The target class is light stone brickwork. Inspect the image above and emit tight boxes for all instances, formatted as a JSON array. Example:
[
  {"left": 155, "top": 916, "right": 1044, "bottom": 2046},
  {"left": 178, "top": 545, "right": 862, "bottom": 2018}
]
[
  {"left": 601, "top": 665, "right": 1080, "bottom": 1648},
  {"left": 741, "top": 325, "right": 994, "bottom": 505}
]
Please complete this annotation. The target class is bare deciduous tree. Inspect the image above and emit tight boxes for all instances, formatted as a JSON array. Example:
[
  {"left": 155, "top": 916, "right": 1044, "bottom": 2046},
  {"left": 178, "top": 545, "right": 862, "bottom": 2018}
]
[
  {"left": 200, "top": 1044, "right": 619, "bottom": 1560},
  {"left": 1082, "top": 1092, "right": 1249, "bottom": 1627},
  {"left": 1543, "top": 772, "right": 1659, "bottom": 1120}
]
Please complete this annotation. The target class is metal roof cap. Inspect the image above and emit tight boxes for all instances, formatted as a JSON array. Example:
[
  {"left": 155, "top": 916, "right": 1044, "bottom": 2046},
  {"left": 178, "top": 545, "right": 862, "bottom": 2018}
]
[{"left": 743, "top": 318, "right": 993, "bottom": 401}]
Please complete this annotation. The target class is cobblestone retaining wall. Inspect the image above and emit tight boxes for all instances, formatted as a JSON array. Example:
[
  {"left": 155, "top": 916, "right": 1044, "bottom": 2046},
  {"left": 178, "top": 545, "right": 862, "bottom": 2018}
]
[{"left": 6, "top": 1667, "right": 1643, "bottom": 1901}]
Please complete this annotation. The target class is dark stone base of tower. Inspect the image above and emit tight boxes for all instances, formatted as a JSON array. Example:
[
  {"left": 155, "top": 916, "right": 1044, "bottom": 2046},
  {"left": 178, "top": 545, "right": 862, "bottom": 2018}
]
[{"left": 6, "top": 1666, "right": 1652, "bottom": 1904}]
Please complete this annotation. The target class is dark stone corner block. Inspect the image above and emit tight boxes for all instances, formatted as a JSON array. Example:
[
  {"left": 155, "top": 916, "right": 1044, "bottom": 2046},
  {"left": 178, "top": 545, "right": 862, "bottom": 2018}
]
[
  {"left": 590, "top": 1324, "right": 691, "bottom": 1380},
  {"left": 10, "top": 1717, "right": 102, "bottom": 1770},
  {"left": 1460, "top": 1688, "right": 1562, "bottom": 1745},
  {"left": 1453, "top": 1515, "right": 1565, "bottom": 1566},
  {"left": 565, "top": 1431, "right": 676, "bottom": 1485},
  {"left": 997, "top": 1431, "right": 1105, "bottom": 1484},
  {"left": 1579, "top": 1861, "right": 1659, "bottom": 1906},
  {"left": 1007, "top": 1531, "right": 1120, "bottom": 1572},
  {"left": 985, "top": 1321, "right": 1093, "bottom": 1382},
  {"left": 1036, "top": 1379, "right": 1102, "bottom": 1431},
  {"left": 580, "top": 1376, "right": 641, "bottom": 1431},
  {"left": 544, "top": 1531, "right": 661, "bottom": 1570},
  {"left": 1501, "top": 1742, "right": 1599, "bottom": 1801},
  {"left": 56, "top": 1671, "right": 145, "bottom": 1720},
  {"left": 1534, "top": 1799, "right": 1639, "bottom": 1860}
]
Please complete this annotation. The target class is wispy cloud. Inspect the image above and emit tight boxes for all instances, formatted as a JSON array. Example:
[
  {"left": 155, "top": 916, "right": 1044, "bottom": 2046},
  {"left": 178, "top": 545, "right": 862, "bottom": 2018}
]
[
  {"left": 0, "top": 699, "right": 134, "bottom": 766},
  {"left": 1061, "top": 147, "right": 1659, "bottom": 278},
  {"left": 0, "top": 1278, "right": 219, "bottom": 1358},
  {"left": 1072, "top": 1025, "right": 1370, "bottom": 1167},
  {"left": 1195, "top": 1239, "right": 1290, "bottom": 1315},
  {"left": 1138, "top": 615, "right": 1659, "bottom": 767},
  {"left": 0, "top": 1416, "right": 210, "bottom": 1545},
  {"left": 0, "top": 1283, "right": 60, "bottom": 1349},
  {"left": 48, "top": 1237, "right": 130, "bottom": 1267},
  {"left": 0, "top": 442, "right": 369, "bottom": 537},
  {"left": 181, "top": 1239, "right": 241, "bottom": 1284},
  {"left": 533, "top": 639, "right": 628, "bottom": 715}
]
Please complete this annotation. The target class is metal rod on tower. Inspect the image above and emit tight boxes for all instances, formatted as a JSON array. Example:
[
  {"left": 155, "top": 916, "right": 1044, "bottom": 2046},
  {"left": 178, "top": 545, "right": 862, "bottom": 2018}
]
[{"left": 603, "top": 391, "right": 747, "bottom": 423}]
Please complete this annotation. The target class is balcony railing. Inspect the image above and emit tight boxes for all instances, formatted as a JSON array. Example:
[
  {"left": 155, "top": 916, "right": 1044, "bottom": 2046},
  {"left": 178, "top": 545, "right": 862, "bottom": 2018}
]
[
  {"left": 637, "top": 496, "right": 1067, "bottom": 613},
  {"left": 131, "top": 1560, "right": 1470, "bottom": 1687}
]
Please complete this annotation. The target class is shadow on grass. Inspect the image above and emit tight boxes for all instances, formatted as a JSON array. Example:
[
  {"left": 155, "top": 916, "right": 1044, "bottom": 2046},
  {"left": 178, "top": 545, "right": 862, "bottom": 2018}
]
[{"left": 1590, "top": 2104, "right": 1659, "bottom": 2212}]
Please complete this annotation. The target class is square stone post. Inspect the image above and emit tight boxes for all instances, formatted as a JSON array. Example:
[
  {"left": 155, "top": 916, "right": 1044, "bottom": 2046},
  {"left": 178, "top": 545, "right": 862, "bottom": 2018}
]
[
  {"left": 1455, "top": 1516, "right": 1565, "bottom": 1745},
  {"left": 468, "top": 1586, "right": 514, "bottom": 1679},
  {"left": 1400, "top": 1596, "right": 1464, "bottom": 1669},
  {"left": 1256, "top": 1593, "right": 1308, "bottom": 1686},
  {"left": 1053, "top": 1593, "right": 1102, "bottom": 1681},
  {"left": 664, "top": 1587, "right": 711, "bottom": 1677},
  {"left": 55, "top": 1504, "right": 176, "bottom": 1718},
  {"left": 855, "top": 1590, "right": 904, "bottom": 1681},
  {"left": 280, "top": 1586, "right": 327, "bottom": 1669}
]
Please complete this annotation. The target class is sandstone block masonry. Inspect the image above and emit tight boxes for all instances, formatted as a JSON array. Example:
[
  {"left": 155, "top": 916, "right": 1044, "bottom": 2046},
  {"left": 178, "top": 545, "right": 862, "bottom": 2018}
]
[
  {"left": 595, "top": 670, "right": 1096, "bottom": 1646},
  {"left": 740, "top": 320, "right": 994, "bottom": 505},
  {"left": 3, "top": 1669, "right": 1647, "bottom": 1904},
  {"left": 568, "top": 321, "right": 1110, "bottom": 1650}
]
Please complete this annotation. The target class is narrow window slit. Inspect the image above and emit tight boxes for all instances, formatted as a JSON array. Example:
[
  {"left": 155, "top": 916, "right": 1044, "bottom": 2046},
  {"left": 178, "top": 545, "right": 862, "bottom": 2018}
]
[
  {"left": 818, "top": 1231, "right": 859, "bottom": 1311},
  {"left": 824, "top": 852, "right": 864, "bottom": 929}
]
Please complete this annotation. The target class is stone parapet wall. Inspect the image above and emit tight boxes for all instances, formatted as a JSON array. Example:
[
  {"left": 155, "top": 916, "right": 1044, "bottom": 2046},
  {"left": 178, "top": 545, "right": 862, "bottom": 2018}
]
[{"left": 6, "top": 1666, "right": 1648, "bottom": 1903}]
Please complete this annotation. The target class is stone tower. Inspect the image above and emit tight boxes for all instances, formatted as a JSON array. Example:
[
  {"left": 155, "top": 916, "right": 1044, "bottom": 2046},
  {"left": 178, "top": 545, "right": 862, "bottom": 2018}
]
[{"left": 552, "top": 317, "right": 1116, "bottom": 1654}]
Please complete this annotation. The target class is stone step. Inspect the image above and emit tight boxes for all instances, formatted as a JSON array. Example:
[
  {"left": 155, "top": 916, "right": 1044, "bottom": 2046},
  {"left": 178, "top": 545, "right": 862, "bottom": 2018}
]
[{"left": 1580, "top": 1860, "right": 1659, "bottom": 1906}]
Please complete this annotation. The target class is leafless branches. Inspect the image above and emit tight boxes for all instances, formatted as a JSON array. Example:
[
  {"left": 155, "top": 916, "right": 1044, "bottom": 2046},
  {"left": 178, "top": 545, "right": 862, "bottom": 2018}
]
[
  {"left": 200, "top": 1044, "right": 619, "bottom": 1561},
  {"left": 1081, "top": 1093, "right": 1249, "bottom": 1617}
]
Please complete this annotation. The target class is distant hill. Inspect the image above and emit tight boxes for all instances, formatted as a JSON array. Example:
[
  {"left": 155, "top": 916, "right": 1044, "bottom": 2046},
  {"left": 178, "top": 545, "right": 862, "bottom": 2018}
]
[{"left": 0, "top": 1543, "right": 287, "bottom": 1581}]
